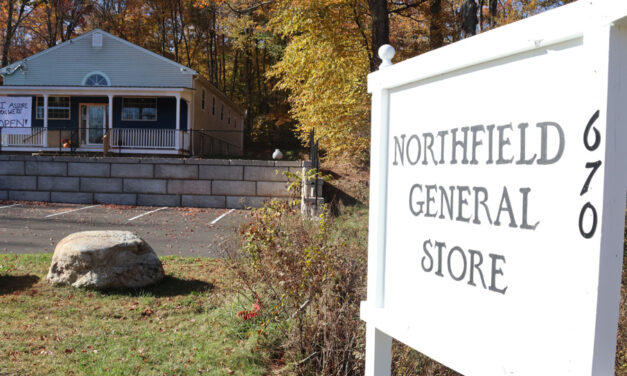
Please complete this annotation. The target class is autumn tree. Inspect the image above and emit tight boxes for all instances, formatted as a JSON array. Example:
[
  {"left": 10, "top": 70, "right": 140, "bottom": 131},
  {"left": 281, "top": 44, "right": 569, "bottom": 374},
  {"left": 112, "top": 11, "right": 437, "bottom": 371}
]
[
  {"left": 25, "top": 0, "right": 92, "bottom": 49},
  {"left": 268, "top": 0, "right": 372, "bottom": 160},
  {"left": 90, "top": 0, "right": 149, "bottom": 43},
  {"left": 0, "top": 0, "right": 578, "bottom": 160},
  {"left": 1, "top": 0, "right": 39, "bottom": 67}
]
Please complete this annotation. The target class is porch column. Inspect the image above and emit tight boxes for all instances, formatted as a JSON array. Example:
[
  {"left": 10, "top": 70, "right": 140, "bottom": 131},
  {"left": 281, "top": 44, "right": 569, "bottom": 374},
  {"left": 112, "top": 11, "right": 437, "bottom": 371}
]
[
  {"left": 43, "top": 94, "right": 49, "bottom": 147},
  {"left": 189, "top": 96, "right": 194, "bottom": 155},
  {"left": 175, "top": 94, "right": 181, "bottom": 150},
  {"left": 107, "top": 95, "right": 113, "bottom": 129},
  {"left": 186, "top": 99, "right": 191, "bottom": 130},
  {"left": 186, "top": 99, "right": 191, "bottom": 154}
]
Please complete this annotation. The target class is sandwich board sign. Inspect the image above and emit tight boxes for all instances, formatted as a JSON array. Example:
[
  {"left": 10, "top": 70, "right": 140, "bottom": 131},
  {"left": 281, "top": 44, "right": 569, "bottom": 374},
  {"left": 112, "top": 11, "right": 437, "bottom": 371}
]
[{"left": 361, "top": 1, "right": 627, "bottom": 375}]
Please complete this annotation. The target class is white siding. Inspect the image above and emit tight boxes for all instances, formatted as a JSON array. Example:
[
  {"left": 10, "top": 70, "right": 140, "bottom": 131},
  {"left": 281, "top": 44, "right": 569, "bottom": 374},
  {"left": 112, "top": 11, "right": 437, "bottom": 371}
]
[{"left": 4, "top": 31, "right": 194, "bottom": 88}]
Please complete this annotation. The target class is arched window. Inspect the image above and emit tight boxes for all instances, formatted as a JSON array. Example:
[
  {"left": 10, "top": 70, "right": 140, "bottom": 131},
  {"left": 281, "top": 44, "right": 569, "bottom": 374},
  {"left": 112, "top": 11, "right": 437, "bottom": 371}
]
[{"left": 83, "top": 72, "right": 110, "bottom": 86}]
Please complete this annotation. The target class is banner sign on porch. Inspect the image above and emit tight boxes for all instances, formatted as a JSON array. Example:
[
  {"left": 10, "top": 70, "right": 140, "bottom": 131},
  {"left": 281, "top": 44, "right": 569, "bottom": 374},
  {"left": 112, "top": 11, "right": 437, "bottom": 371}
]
[
  {"left": 361, "top": 1, "right": 627, "bottom": 375},
  {"left": 0, "top": 96, "right": 32, "bottom": 135}
]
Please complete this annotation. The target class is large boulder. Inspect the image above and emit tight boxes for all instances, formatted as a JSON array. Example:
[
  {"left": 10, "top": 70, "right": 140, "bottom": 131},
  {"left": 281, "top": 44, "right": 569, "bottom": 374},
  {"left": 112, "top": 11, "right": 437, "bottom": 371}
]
[{"left": 47, "top": 231, "right": 164, "bottom": 289}]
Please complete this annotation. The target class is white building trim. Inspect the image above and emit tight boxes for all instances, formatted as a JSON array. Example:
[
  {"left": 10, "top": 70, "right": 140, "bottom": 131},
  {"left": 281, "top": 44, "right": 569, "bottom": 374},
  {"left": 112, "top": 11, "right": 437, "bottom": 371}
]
[{"left": 81, "top": 71, "right": 111, "bottom": 86}]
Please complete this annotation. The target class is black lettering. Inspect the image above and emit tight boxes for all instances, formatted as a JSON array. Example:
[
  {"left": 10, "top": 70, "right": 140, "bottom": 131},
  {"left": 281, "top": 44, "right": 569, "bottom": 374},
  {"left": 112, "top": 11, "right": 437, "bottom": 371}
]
[
  {"left": 423, "top": 133, "right": 438, "bottom": 165},
  {"left": 447, "top": 246, "right": 467, "bottom": 281},
  {"left": 437, "top": 130, "right": 448, "bottom": 164},
  {"left": 496, "top": 123, "right": 514, "bottom": 164},
  {"left": 425, "top": 184, "right": 438, "bottom": 218},
  {"left": 583, "top": 110, "right": 601, "bottom": 151},
  {"left": 516, "top": 123, "right": 537, "bottom": 165},
  {"left": 451, "top": 127, "right": 469, "bottom": 164},
  {"left": 468, "top": 250, "right": 487, "bottom": 289},
  {"left": 486, "top": 125, "right": 495, "bottom": 164},
  {"left": 393, "top": 135, "right": 406, "bottom": 166},
  {"left": 489, "top": 253, "right": 507, "bottom": 295},
  {"left": 494, "top": 187, "right": 517, "bottom": 228},
  {"left": 407, "top": 134, "right": 421, "bottom": 165},
  {"left": 472, "top": 186, "right": 492, "bottom": 225},
  {"left": 439, "top": 186, "right": 455, "bottom": 220},
  {"left": 580, "top": 161, "right": 602, "bottom": 196},
  {"left": 409, "top": 184, "right": 424, "bottom": 216},
  {"left": 470, "top": 125, "right": 485, "bottom": 165},
  {"left": 537, "top": 122, "right": 565, "bottom": 165},
  {"left": 579, "top": 202, "right": 597, "bottom": 239},
  {"left": 456, "top": 185, "right": 471, "bottom": 222},
  {"left": 519, "top": 188, "right": 539, "bottom": 230},
  {"left": 422, "top": 239, "right": 434, "bottom": 272},
  {"left": 434, "top": 241, "right": 446, "bottom": 277}
]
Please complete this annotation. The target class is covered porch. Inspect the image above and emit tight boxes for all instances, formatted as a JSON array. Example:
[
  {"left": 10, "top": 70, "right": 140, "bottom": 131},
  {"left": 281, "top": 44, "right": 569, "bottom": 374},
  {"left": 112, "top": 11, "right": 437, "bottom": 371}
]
[{"left": 0, "top": 86, "right": 193, "bottom": 155}]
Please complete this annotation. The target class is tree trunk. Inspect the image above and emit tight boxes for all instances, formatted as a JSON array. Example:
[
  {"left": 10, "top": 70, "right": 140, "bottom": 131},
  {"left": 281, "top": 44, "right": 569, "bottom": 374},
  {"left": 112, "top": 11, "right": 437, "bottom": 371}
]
[
  {"left": 230, "top": 50, "right": 239, "bottom": 96},
  {"left": 367, "top": 0, "right": 389, "bottom": 71},
  {"left": 488, "top": 0, "right": 497, "bottom": 28},
  {"left": 2, "top": 0, "right": 29, "bottom": 67},
  {"left": 429, "top": 0, "right": 443, "bottom": 50},
  {"left": 462, "top": 0, "right": 478, "bottom": 37},
  {"left": 2, "top": 0, "right": 16, "bottom": 67}
]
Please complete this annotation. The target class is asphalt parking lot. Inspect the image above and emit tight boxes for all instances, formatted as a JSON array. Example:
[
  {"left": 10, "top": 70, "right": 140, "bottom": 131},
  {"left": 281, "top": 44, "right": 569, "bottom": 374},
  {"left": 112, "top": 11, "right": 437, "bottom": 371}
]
[{"left": 0, "top": 201, "right": 251, "bottom": 257}]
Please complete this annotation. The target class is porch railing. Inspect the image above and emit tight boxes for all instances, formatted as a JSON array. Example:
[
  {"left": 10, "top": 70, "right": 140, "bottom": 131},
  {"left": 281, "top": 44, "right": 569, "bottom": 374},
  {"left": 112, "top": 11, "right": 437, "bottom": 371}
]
[
  {"left": 0, "top": 127, "right": 46, "bottom": 147},
  {"left": 109, "top": 128, "right": 175, "bottom": 149},
  {"left": 0, "top": 127, "right": 243, "bottom": 156}
]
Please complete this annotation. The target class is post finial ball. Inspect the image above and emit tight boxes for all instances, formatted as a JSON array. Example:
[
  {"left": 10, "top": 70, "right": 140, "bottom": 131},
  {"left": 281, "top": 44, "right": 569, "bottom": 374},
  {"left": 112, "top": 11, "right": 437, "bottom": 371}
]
[{"left": 378, "top": 44, "right": 395, "bottom": 69}]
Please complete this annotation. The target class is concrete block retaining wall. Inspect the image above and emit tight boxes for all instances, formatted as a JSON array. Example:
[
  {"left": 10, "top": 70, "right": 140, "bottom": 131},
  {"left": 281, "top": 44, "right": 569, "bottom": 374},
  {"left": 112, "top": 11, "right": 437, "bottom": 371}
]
[{"left": 0, "top": 155, "right": 301, "bottom": 208}]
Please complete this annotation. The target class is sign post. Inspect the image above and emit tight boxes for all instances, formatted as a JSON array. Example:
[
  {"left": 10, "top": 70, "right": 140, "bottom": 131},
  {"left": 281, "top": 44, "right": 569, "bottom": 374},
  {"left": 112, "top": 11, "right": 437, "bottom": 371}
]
[{"left": 361, "top": 1, "right": 627, "bottom": 375}]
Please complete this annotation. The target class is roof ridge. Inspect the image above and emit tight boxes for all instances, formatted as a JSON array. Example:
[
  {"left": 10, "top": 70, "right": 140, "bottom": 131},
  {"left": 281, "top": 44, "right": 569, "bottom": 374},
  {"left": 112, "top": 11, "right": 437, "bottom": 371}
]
[{"left": 0, "top": 29, "right": 198, "bottom": 76}]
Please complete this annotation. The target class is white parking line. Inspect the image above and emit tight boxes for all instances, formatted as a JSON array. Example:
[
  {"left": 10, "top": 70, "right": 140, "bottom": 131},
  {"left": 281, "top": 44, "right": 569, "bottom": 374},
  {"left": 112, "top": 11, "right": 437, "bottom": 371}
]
[
  {"left": 210, "top": 208, "right": 236, "bottom": 225},
  {"left": 45, "top": 204, "right": 101, "bottom": 218},
  {"left": 127, "top": 207, "right": 168, "bottom": 222},
  {"left": 0, "top": 204, "right": 21, "bottom": 210}
]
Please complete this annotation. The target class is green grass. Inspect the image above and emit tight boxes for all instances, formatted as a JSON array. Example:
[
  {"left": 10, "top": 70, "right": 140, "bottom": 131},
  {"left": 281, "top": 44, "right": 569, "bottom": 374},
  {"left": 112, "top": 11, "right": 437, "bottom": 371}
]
[
  {"left": 0, "top": 254, "right": 273, "bottom": 375},
  {"left": 0, "top": 202, "right": 625, "bottom": 376}
]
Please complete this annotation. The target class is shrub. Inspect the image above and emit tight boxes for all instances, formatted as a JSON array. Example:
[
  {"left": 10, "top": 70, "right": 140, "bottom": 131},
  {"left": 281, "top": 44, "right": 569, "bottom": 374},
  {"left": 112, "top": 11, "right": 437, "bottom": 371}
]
[
  {"left": 233, "top": 200, "right": 368, "bottom": 375},
  {"left": 232, "top": 198, "right": 464, "bottom": 375}
]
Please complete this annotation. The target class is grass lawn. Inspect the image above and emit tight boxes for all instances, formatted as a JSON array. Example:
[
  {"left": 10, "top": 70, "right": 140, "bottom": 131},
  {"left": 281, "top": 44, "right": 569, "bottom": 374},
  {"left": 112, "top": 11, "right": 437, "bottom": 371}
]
[
  {"left": 0, "top": 254, "right": 273, "bottom": 375},
  {"left": 0, "top": 199, "right": 625, "bottom": 375}
]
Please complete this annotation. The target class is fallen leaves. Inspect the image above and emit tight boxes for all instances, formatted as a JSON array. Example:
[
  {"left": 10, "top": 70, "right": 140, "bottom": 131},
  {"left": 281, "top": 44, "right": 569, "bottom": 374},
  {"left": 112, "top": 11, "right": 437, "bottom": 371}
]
[{"left": 141, "top": 308, "right": 154, "bottom": 317}]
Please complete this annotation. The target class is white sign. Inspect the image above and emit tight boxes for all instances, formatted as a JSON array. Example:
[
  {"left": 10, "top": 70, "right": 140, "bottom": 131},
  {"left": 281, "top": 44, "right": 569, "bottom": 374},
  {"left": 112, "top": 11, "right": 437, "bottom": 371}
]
[
  {"left": 0, "top": 96, "right": 32, "bottom": 135},
  {"left": 361, "top": 1, "right": 627, "bottom": 375}
]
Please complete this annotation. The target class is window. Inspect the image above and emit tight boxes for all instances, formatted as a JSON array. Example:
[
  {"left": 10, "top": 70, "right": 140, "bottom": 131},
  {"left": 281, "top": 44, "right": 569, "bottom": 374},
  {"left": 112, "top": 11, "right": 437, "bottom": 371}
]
[
  {"left": 221, "top": 104, "right": 224, "bottom": 121},
  {"left": 201, "top": 89, "right": 206, "bottom": 111},
  {"left": 228, "top": 111, "right": 230, "bottom": 125},
  {"left": 36, "top": 96, "right": 70, "bottom": 120},
  {"left": 212, "top": 97, "right": 215, "bottom": 115},
  {"left": 84, "top": 73, "right": 109, "bottom": 86},
  {"left": 234, "top": 119, "right": 237, "bottom": 129},
  {"left": 122, "top": 98, "right": 157, "bottom": 121}
]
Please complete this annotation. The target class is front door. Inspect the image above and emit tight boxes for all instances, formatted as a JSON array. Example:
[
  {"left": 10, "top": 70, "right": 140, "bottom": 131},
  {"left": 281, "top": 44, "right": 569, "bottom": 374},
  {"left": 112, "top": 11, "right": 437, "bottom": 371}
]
[{"left": 80, "top": 104, "right": 107, "bottom": 145}]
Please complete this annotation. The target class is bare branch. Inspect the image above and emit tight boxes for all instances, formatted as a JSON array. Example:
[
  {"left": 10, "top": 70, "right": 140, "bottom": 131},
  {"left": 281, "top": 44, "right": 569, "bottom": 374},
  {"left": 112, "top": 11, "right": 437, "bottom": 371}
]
[{"left": 388, "top": 0, "right": 428, "bottom": 14}]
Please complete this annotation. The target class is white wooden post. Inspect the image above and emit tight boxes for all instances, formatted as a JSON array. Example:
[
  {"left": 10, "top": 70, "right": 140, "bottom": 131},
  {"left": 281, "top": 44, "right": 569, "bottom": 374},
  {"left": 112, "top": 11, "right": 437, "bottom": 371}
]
[
  {"left": 43, "top": 94, "right": 49, "bottom": 147},
  {"left": 186, "top": 98, "right": 191, "bottom": 131},
  {"left": 366, "top": 325, "right": 392, "bottom": 376},
  {"left": 363, "top": 45, "right": 395, "bottom": 376},
  {"left": 186, "top": 98, "right": 191, "bottom": 153},
  {"left": 190, "top": 96, "right": 195, "bottom": 155},
  {"left": 108, "top": 94, "right": 113, "bottom": 130},
  {"left": 175, "top": 94, "right": 180, "bottom": 151},
  {"left": 590, "top": 21, "right": 627, "bottom": 374}
]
